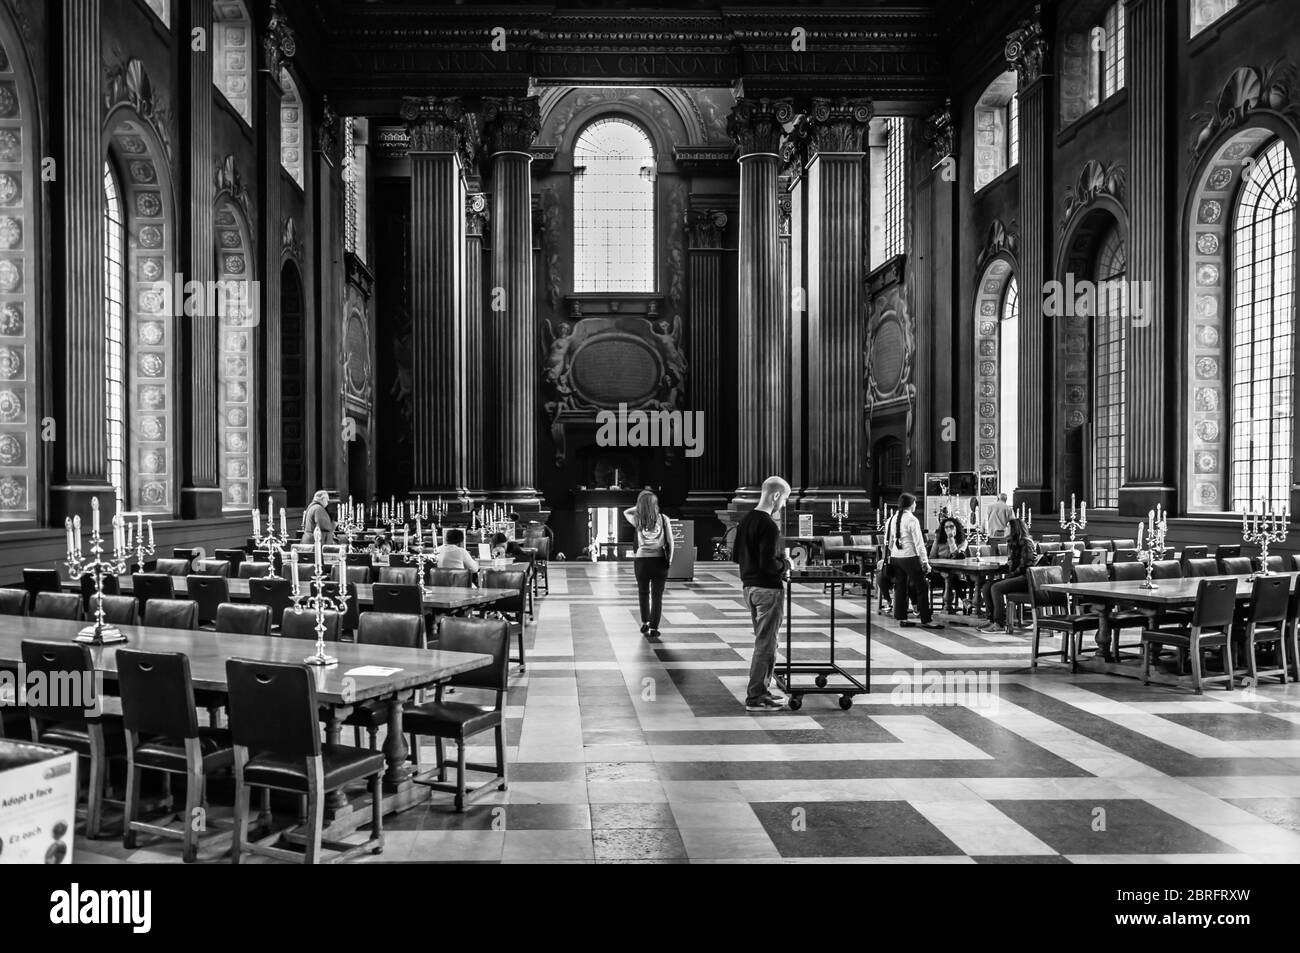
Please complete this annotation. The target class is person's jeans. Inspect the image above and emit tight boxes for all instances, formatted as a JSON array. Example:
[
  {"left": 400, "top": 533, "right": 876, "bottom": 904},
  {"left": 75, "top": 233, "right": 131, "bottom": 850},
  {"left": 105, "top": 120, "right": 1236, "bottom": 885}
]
[
  {"left": 983, "top": 575, "right": 1029, "bottom": 625},
  {"left": 633, "top": 557, "right": 669, "bottom": 629},
  {"left": 744, "top": 586, "right": 784, "bottom": 704},
  {"left": 892, "top": 555, "right": 932, "bottom": 623}
]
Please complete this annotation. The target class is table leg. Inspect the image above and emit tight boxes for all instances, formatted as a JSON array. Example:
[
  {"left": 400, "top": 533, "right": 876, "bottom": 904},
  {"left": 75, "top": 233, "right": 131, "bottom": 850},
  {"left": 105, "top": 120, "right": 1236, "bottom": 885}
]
[
  {"left": 324, "top": 708, "right": 348, "bottom": 811},
  {"left": 1096, "top": 604, "right": 1114, "bottom": 662},
  {"left": 383, "top": 694, "right": 412, "bottom": 790}
]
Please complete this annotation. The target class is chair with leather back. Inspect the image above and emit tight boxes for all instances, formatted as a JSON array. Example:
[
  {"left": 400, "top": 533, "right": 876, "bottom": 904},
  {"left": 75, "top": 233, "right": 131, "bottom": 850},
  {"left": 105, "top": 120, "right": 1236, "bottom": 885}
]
[
  {"left": 238, "top": 560, "right": 272, "bottom": 578},
  {"left": 1286, "top": 584, "right": 1300, "bottom": 682},
  {"left": 1027, "top": 565, "right": 1099, "bottom": 669},
  {"left": 1112, "top": 561, "right": 1146, "bottom": 582},
  {"left": 225, "top": 657, "right": 384, "bottom": 864},
  {"left": 1258, "top": 554, "right": 1286, "bottom": 575},
  {"left": 344, "top": 612, "right": 425, "bottom": 748},
  {"left": 0, "top": 586, "right": 27, "bottom": 615},
  {"left": 1151, "top": 560, "right": 1183, "bottom": 579},
  {"left": 281, "top": 608, "right": 342, "bottom": 643},
  {"left": 131, "top": 572, "right": 176, "bottom": 616},
  {"left": 1215, "top": 544, "right": 1242, "bottom": 560},
  {"left": 1219, "top": 556, "right": 1253, "bottom": 576},
  {"left": 1113, "top": 549, "right": 1139, "bottom": 563},
  {"left": 1069, "top": 563, "right": 1111, "bottom": 617},
  {"left": 345, "top": 565, "right": 372, "bottom": 585},
  {"left": 1293, "top": 553, "right": 1300, "bottom": 574},
  {"left": 143, "top": 598, "right": 198, "bottom": 631},
  {"left": 22, "top": 639, "right": 123, "bottom": 838},
  {"left": 33, "top": 591, "right": 83, "bottom": 620},
  {"left": 406, "top": 616, "right": 510, "bottom": 811},
  {"left": 1243, "top": 575, "right": 1291, "bottom": 685},
  {"left": 1038, "top": 534, "right": 1061, "bottom": 543},
  {"left": 214, "top": 549, "right": 246, "bottom": 576},
  {"left": 248, "top": 577, "right": 294, "bottom": 631},
  {"left": 1111, "top": 539, "right": 1137, "bottom": 551},
  {"left": 195, "top": 559, "right": 232, "bottom": 577},
  {"left": 345, "top": 552, "right": 374, "bottom": 570},
  {"left": 318, "top": 581, "right": 359, "bottom": 638},
  {"left": 372, "top": 582, "right": 424, "bottom": 617},
  {"left": 377, "top": 565, "right": 419, "bottom": 586},
  {"left": 117, "top": 648, "right": 234, "bottom": 862},
  {"left": 1141, "top": 578, "right": 1238, "bottom": 693},
  {"left": 482, "top": 568, "right": 528, "bottom": 672},
  {"left": 1079, "top": 549, "right": 1107, "bottom": 565},
  {"left": 22, "top": 567, "right": 63, "bottom": 603},
  {"left": 429, "top": 569, "right": 471, "bottom": 589},
  {"left": 1184, "top": 558, "right": 1221, "bottom": 577},
  {"left": 1038, "top": 542, "right": 1063, "bottom": 553},
  {"left": 80, "top": 572, "right": 121, "bottom": 616},
  {"left": 528, "top": 532, "right": 551, "bottom": 593},
  {"left": 215, "top": 602, "right": 272, "bottom": 637},
  {"left": 100, "top": 595, "right": 139, "bottom": 626},
  {"left": 154, "top": 558, "right": 192, "bottom": 576},
  {"left": 1181, "top": 545, "right": 1209, "bottom": 562},
  {"left": 186, "top": 574, "right": 230, "bottom": 629}
]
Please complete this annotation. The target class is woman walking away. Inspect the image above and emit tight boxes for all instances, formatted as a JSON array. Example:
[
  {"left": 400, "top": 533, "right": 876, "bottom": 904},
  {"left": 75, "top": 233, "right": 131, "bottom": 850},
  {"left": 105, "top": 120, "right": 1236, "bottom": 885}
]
[
  {"left": 887, "top": 492, "right": 943, "bottom": 630},
  {"left": 301, "top": 490, "right": 335, "bottom": 545},
  {"left": 977, "top": 517, "right": 1038, "bottom": 633},
  {"left": 623, "top": 490, "right": 675, "bottom": 639}
]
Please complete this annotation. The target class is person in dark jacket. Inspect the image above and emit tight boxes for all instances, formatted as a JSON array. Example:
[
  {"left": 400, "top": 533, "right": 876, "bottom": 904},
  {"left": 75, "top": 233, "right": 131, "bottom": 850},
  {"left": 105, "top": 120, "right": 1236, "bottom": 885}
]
[
  {"left": 735, "top": 475, "right": 792, "bottom": 712},
  {"left": 300, "top": 490, "right": 335, "bottom": 545},
  {"left": 977, "top": 517, "right": 1038, "bottom": 632}
]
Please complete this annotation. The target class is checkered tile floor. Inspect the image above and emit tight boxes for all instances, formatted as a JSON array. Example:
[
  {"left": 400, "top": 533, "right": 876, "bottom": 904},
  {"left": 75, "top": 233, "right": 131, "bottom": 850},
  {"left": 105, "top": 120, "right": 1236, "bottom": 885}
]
[{"left": 76, "top": 563, "right": 1300, "bottom": 863}]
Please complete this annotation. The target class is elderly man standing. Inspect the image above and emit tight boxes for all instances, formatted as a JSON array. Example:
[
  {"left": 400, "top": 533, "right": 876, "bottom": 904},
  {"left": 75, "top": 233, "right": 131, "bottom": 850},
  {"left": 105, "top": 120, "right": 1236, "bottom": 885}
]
[
  {"left": 300, "top": 490, "right": 336, "bottom": 545},
  {"left": 735, "top": 475, "right": 793, "bottom": 713}
]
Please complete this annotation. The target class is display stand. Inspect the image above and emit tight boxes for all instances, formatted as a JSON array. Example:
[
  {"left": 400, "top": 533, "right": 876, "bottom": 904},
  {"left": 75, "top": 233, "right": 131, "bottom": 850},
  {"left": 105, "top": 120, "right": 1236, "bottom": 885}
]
[{"left": 777, "top": 566, "right": 872, "bottom": 710}]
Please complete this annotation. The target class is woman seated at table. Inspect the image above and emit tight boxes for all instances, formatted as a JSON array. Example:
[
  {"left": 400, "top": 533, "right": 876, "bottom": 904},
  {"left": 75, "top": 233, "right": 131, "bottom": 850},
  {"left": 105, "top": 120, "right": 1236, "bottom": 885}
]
[
  {"left": 928, "top": 517, "right": 968, "bottom": 612},
  {"left": 977, "top": 517, "right": 1038, "bottom": 633},
  {"left": 490, "top": 531, "right": 528, "bottom": 561},
  {"left": 436, "top": 528, "right": 479, "bottom": 573}
]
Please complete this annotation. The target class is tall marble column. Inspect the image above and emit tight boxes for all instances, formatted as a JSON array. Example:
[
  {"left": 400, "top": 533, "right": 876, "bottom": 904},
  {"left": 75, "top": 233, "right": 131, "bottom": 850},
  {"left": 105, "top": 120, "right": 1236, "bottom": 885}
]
[
  {"left": 1006, "top": 7, "right": 1053, "bottom": 513},
  {"left": 465, "top": 189, "right": 489, "bottom": 500},
  {"left": 179, "top": 0, "right": 221, "bottom": 517},
  {"left": 1121, "top": 0, "right": 1176, "bottom": 516},
  {"left": 50, "top": 0, "right": 113, "bottom": 522},
  {"left": 401, "top": 96, "right": 469, "bottom": 499},
  {"left": 803, "top": 98, "right": 873, "bottom": 501},
  {"left": 483, "top": 97, "right": 541, "bottom": 505},
  {"left": 256, "top": 3, "right": 293, "bottom": 510},
  {"left": 728, "top": 98, "right": 792, "bottom": 500},
  {"left": 684, "top": 210, "right": 729, "bottom": 515}
]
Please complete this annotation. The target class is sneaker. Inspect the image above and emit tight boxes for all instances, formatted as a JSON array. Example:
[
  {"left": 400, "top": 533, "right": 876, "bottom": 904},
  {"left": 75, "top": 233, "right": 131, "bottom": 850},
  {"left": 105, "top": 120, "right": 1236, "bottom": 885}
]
[
  {"left": 640, "top": 623, "right": 650, "bottom": 635},
  {"left": 767, "top": 681, "right": 789, "bottom": 701},
  {"left": 649, "top": 628, "right": 662, "bottom": 640},
  {"left": 975, "top": 623, "right": 1000, "bottom": 634},
  {"left": 745, "top": 695, "right": 786, "bottom": 713},
  {"left": 920, "top": 621, "right": 945, "bottom": 630}
]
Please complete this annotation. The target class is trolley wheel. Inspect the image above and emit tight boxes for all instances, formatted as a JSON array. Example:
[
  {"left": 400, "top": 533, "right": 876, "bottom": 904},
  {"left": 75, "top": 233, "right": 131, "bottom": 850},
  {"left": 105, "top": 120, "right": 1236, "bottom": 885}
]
[
  {"left": 838, "top": 695, "right": 853, "bottom": 710},
  {"left": 814, "top": 674, "right": 828, "bottom": 688},
  {"left": 787, "top": 694, "right": 803, "bottom": 711}
]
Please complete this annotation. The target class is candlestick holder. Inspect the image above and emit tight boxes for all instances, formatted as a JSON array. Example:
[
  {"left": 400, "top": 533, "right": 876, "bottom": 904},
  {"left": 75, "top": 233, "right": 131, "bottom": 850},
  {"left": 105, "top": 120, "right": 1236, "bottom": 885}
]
[
  {"left": 1059, "top": 501, "right": 1087, "bottom": 543},
  {"left": 1243, "top": 513, "right": 1287, "bottom": 576},
  {"left": 65, "top": 501, "right": 129, "bottom": 645},
  {"left": 125, "top": 532, "right": 155, "bottom": 574},
  {"left": 404, "top": 545, "right": 437, "bottom": 596},
  {"left": 830, "top": 498, "right": 848, "bottom": 534},
  {"left": 252, "top": 525, "right": 290, "bottom": 580},
  {"left": 289, "top": 559, "right": 350, "bottom": 667},
  {"left": 1137, "top": 520, "right": 1168, "bottom": 590}
]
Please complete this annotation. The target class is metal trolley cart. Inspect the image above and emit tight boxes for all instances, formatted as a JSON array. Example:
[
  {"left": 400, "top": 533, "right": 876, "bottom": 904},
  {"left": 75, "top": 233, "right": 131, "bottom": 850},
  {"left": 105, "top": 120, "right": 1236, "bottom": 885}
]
[{"left": 777, "top": 566, "right": 873, "bottom": 710}]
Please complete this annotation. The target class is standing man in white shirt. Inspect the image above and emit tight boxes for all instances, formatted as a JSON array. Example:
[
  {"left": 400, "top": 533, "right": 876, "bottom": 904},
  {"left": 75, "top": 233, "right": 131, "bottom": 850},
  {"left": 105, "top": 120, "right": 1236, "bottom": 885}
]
[
  {"left": 887, "top": 492, "right": 943, "bottom": 629},
  {"left": 985, "top": 492, "right": 1015, "bottom": 538}
]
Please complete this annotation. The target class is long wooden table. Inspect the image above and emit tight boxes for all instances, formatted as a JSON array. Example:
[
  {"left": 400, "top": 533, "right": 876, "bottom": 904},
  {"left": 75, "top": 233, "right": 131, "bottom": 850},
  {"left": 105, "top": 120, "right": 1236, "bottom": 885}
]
[
  {"left": 62, "top": 576, "right": 515, "bottom": 612},
  {"left": 928, "top": 556, "right": 1009, "bottom": 615},
  {"left": 0, "top": 616, "right": 491, "bottom": 834},
  {"left": 1041, "top": 572, "right": 1298, "bottom": 684}
]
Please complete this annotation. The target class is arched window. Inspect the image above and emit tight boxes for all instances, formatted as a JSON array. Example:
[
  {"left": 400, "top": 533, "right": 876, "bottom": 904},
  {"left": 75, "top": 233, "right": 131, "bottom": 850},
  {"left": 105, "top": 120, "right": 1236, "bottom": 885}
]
[
  {"left": 999, "top": 276, "right": 1020, "bottom": 491},
  {"left": 1230, "top": 138, "right": 1296, "bottom": 513},
  {"left": 573, "top": 117, "right": 655, "bottom": 293},
  {"left": 212, "top": 0, "right": 252, "bottom": 126},
  {"left": 974, "top": 72, "right": 1018, "bottom": 191},
  {"left": 882, "top": 117, "right": 907, "bottom": 261},
  {"left": 141, "top": 0, "right": 169, "bottom": 27},
  {"left": 1191, "top": 0, "right": 1241, "bottom": 36},
  {"left": 279, "top": 68, "right": 304, "bottom": 189},
  {"left": 1093, "top": 223, "right": 1127, "bottom": 508},
  {"left": 103, "top": 161, "right": 127, "bottom": 509}
]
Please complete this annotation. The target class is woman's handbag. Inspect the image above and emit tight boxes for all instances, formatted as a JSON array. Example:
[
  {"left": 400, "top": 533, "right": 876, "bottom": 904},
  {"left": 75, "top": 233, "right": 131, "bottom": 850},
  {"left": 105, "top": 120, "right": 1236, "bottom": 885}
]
[{"left": 661, "top": 515, "right": 675, "bottom": 567}]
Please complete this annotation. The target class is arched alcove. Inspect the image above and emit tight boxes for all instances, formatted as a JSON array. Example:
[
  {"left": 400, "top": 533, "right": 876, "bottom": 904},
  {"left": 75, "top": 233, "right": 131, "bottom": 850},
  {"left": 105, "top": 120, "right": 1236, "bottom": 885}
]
[
  {"left": 212, "top": 0, "right": 253, "bottom": 126},
  {"left": 973, "top": 256, "right": 1018, "bottom": 491},
  {"left": 214, "top": 193, "right": 256, "bottom": 511},
  {"left": 104, "top": 104, "right": 178, "bottom": 515}
]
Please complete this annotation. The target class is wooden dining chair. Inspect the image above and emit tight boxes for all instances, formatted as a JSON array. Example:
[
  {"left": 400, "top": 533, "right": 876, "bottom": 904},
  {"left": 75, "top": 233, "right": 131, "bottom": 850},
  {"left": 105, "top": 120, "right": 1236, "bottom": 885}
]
[
  {"left": 1243, "top": 574, "right": 1291, "bottom": 685},
  {"left": 1026, "top": 566, "right": 1099, "bottom": 669},
  {"left": 1141, "top": 578, "right": 1237, "bottom": 693}
]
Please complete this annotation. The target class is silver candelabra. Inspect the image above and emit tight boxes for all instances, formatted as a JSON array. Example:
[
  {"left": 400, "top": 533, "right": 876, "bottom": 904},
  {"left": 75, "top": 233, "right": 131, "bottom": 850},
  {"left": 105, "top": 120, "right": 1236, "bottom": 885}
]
[
  {"left": 64, "top": 498, "right": 129, "bottom": 645},
  {"left": 1242, "top": 504, "right": 1288, "bottom": 576},
  {"left": 289, "top": 531, "right": 351, "bottom": 667},
  {"left": 831, "top": 495, "right": 849, "bottom": 534},
  {"left": 1136, "top": 505, "right": 1169, "bottom": 590},
  {"left": 1059, "top": 494, "right": 1088, "bottom": 543}
]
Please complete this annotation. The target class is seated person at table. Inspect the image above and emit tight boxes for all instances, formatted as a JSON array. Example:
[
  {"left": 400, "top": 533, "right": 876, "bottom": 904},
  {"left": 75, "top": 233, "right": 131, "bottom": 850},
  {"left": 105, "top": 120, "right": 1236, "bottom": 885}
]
[
  {"left": 489, "top": 531, "right": 527, "bottom": 561},
  {"left": 928, "top": 517, "right": 968, "bottom": 611},
  {"left": 977, "top": 518, "right": 1038, "bottom": 633},
  {"left": 436, "top": 528, "right": 478, "bottom": 573},
  {"left": 371, "top": 532, "right": 393, "bottom": 557}
]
